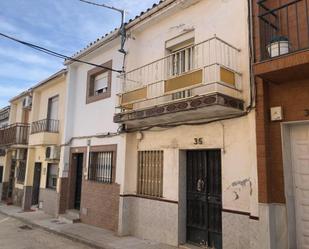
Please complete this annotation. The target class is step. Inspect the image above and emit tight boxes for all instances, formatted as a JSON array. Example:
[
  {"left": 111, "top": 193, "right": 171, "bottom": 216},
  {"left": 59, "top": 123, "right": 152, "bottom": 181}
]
[
  {"left": 179, "top": 244, "right": 208, "bottom": 249},
  {"left": 58, "top": 210, "right": 81, "bottom": 224}
]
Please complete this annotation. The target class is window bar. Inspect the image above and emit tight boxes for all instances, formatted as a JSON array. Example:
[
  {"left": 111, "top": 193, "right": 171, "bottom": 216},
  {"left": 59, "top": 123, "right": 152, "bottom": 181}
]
[{"left": 295, "top": 1, "right": 300, "bottom": 50}]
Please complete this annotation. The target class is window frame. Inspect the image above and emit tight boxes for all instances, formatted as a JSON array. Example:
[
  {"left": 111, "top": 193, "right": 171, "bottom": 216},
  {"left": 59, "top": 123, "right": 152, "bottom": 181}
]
[
  {"left": 87, "top": 144, "right": 117, "bottom": 184},
  {"left": 86, "top": 60, "right": 113, "bottom": 104},
  {"left": 137, "top": 150, "right": 164, "bottom": 198},
  {"left": 16, "top": 161, "right": 26, "bottom": 184},
  {"left": 46, "top": 163, "right": 58, "bottom": 190}
]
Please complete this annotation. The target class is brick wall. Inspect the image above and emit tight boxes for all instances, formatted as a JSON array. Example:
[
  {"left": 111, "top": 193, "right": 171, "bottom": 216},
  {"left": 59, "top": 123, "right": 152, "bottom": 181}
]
[
  {"left": 256, "top": 78, "right": 309, "bottom": 203},
  {"left": 80, "top": 181, "right": 120, "bottom": 231}
]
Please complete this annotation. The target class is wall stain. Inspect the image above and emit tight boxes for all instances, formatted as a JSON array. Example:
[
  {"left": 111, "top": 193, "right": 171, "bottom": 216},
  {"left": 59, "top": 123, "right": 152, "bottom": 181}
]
[{"left": 226, "top": 178, "right": 253, "bottom": 201}]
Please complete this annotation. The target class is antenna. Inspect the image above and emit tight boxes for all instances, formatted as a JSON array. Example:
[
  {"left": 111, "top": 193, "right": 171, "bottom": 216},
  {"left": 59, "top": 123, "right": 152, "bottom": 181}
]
[{"left": 79, "top": 0, "right": 127, "bottom": 54}]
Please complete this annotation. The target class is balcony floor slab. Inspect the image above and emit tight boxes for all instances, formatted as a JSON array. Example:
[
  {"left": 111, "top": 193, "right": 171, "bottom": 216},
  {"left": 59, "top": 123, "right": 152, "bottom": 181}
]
[{"left": 114, "top": 93, "right": 244, "bottom": 129}]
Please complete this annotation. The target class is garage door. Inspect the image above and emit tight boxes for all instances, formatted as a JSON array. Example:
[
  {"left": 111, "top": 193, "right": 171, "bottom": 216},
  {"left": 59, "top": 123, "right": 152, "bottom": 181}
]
[{"left": 290, "top": 124, "right": 309, "bottom": 249}]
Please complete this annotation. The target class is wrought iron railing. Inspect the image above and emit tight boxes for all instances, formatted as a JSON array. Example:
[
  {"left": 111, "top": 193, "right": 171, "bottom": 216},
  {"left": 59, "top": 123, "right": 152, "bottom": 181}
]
[
  {"left": 31, "top": 119, "right": 59, "bottom": 134},
  {"left": 258, "top": 0, "right": 309, "bottom": 60},
  {"left": 0, "top": 123, "right": 29, "bottom": 146}
]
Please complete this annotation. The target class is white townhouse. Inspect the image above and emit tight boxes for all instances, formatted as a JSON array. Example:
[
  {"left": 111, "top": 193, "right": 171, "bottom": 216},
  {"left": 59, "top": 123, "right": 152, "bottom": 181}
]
[
  {"left": 59, "top": 1, "right": 259, "bottom": 249},
  {"left": 114, "top": 0, "right": 258, "bottom": 249}
]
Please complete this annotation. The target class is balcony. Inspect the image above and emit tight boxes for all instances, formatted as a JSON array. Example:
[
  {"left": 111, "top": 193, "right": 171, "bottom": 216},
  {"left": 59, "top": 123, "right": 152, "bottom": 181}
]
[
  {"left": 0, "top": 123, "right": 29, "bottom": 147},
  {"left": 114, "top": 37, "right": 244, "bottom": 128},
  {"left": 29, "top": 119, "right": 60, "bottom": 146},
  {"left": 255, "top": 0, "right": 309, "bottom": 82}
]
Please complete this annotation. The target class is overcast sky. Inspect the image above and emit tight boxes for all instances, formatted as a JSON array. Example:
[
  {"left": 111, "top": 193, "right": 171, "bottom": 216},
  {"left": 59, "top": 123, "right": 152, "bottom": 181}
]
[{"left": 0, "top": 0, "right": 157, "bottom": 108}]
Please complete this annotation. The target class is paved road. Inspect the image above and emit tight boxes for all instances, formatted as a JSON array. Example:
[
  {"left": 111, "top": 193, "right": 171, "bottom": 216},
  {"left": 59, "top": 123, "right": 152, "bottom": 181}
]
[{"left": 0, "top": 213, "right": 94, "bottom": 249}]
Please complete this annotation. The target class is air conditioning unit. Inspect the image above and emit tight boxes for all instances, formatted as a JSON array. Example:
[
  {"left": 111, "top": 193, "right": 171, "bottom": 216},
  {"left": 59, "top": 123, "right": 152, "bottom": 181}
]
[
  {"left": 45, "top": 146, "right": 60, "bottom": 160},
  {"left": 22, "top": 96, "right": 32, "bottom": 109}
]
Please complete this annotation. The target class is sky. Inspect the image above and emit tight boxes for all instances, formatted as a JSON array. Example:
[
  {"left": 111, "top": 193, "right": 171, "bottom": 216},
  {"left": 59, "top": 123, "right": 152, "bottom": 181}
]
[{"left": 0, "top": 0, "right": 158, "bottom": 108}]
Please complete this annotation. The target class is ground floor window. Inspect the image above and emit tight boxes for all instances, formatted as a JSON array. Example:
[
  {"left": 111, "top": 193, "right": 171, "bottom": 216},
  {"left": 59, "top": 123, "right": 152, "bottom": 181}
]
[
  {"left": 88, "top": 151, "right": 113, "bottom": 183},
  {"left": 16, "top": 161, "right": 26, "bottom": 184},
  {"left": 137, "top": 150, "right": 163, "bottom": 197},
  {"left": 46, "top": 163, "right": 58, "bottom": 189}
]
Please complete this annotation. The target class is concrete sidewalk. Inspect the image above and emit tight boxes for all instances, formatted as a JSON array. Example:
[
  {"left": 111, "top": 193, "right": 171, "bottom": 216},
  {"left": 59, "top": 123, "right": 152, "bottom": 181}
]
[{"left": 0, "top": 203, "right": 177, "bottom": 249}]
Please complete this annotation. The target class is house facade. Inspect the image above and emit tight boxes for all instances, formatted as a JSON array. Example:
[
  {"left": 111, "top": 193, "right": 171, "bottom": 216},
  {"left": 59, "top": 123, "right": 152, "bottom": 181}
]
[
  {"left": 0, "top": 106, "right": 10, "bottom": 200},
  {"left": 252, "top": 0, "right": 309, "bottom": 248},
  {"left": 57, "top": 34, "right": 124, "bottom": 230},
  {"left": 21, "top": 70, "right": 67, "bottom": 215},
  {"left": 1, "top": 92, "right": 31, "bottom": 206},
  {"left": 113, "top": 0, "right": 258, "bottom": 248}
]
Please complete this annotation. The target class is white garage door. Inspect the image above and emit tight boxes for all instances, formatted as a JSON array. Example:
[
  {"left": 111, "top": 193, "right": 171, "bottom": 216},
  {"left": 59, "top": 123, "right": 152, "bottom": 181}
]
[{"left": 290, "top": 124, "right": 309, "bottom": 249}]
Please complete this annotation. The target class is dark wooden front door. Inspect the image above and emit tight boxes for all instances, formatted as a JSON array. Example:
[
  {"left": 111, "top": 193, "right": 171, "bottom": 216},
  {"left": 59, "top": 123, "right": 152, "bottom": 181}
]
[
  {"left": 186, "top": 150, "right": 222, "bottom": 249},
  {"left": 7, "top": 160, "right": 16, "bottom": 199},
  {"left": 32, "top": 163, "right": 42, "bottom": 205},
  {"left": 74, "top": 154, "right": 83, "bottom": 210}
]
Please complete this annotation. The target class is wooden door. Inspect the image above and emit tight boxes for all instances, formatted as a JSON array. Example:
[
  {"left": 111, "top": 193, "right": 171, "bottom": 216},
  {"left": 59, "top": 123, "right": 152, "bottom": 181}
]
[{"left": 32, "top": 163, "right": 41, "bottom": 205}]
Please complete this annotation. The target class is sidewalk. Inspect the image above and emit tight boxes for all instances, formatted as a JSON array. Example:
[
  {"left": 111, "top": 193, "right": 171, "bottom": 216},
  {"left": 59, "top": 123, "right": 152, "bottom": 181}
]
[{"left": 0, "top": 203, "right": 177, "bottom": 249}]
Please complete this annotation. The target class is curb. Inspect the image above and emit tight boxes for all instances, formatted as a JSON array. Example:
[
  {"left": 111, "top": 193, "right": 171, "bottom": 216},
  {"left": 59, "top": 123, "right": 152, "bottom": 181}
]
[{"left": 0, "top": 209, "right": 106, "bottom": 249}]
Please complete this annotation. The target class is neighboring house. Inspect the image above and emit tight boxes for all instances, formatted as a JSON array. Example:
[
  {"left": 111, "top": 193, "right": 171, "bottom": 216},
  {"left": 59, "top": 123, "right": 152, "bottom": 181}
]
[
  {"left": 58, "top": 32, "right": 124, "bottom": 231},
  {"left": 0, "top": 106, "right": 10, "bottom": 200},
  {"left": 0, "top": 91, "right": 31, "bottom": 206},
  {"left": 252, "top": 1, "right": 309, "bottom": 248},
  {"left": 21, "top": 69, "right": 67, "bottom": 214},
  {"left": 115, "top": 0, "right": 257, "bottom": 248}
]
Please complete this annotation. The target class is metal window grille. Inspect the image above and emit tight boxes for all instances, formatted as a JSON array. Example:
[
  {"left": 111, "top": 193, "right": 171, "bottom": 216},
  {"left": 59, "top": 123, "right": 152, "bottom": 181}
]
[
  {"left": 16, "top": 161, "right": 26, "bottom": 184},
  {"left": 137, "top": 151, "right": 163, "bottom": 197},
  {"left": 88, "top": 151, "right": 113, "bottom": 183},
  {"left": 169, "top": 46, "right": 194, "bottom": 77}
]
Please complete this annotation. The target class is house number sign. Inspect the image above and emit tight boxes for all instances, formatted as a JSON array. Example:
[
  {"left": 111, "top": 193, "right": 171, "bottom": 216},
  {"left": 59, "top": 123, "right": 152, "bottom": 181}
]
[{"left": 194, "top": 138, "right": 203, "bottom": 145}]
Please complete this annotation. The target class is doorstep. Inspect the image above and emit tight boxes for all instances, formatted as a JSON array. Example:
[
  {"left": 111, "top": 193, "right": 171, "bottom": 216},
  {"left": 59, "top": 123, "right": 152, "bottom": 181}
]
[{"left": 0, "top": 202, "right": 176, "bottom": 249}]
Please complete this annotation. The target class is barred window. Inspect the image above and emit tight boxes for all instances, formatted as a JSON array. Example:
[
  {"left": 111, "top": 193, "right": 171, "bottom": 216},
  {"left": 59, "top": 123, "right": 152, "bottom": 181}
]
[
  {"left": 46, "top": 164, "right": 58, "bottom": 189},
  {"left": 16, "top": 161, "right": 26, "bottom": 184},
  {"left": 137, "top": 151, "right": 163, "bottom": 197},
  {"left": 88, "top": 151, "right": 113, "bottom": 183}
]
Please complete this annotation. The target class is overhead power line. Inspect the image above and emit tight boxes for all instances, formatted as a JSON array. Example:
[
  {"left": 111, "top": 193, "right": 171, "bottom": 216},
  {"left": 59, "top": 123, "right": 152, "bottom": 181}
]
[{"left": 0, "top": 32, "right": 123, "bottom": 73}]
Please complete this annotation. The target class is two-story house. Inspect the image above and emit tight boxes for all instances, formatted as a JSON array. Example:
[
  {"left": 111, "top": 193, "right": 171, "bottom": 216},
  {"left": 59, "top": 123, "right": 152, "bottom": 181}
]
[
  {"left": 1, "top": 91, "right": 31, "bottom": 206},
  {"left": 0, "top": 106, "right": 10, "bottom": 200},
  {"left": 57, "top": 32, "right": 124, "bottom": 230},
  {"left": 21, "top": 69, "right": 67, "bottom": 215},
  {"left": 252, "top": 0, "right": 309, "bottom": 248},
  {"left": 112, "top": 0, "right": 257, "bottom": 248}
]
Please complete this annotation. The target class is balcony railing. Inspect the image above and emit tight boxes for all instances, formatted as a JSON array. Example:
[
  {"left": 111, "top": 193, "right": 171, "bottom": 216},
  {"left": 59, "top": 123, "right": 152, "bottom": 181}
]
[
  {"left": 118, "top": 36, "right": 242, "bottom": 112},
  {"left": 258, "top": 0, "right": 309, "bottom": 60},
  {"left": 0, "top": 123, "right": 29, "bottom": 146},
  {"left": 31, "top": 119, "right": 59, "bottom": 134}
]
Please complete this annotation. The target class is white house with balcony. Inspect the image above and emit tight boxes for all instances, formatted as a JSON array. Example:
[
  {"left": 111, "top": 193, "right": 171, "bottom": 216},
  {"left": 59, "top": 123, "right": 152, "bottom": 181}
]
[{"left": 114, "top": 0, "right": 259, "bottom": 249}]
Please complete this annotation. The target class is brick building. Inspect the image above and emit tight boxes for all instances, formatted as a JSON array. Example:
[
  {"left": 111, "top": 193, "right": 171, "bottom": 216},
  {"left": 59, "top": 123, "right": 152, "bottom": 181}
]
[{"left": 252, "top": 0, "right": 309, "bottom": 248}]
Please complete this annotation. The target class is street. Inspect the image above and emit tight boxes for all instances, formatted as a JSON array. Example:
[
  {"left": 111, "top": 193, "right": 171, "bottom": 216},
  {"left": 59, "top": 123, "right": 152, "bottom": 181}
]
[{"left": 0, "top": 213, "right": 94, "bottom": 249}]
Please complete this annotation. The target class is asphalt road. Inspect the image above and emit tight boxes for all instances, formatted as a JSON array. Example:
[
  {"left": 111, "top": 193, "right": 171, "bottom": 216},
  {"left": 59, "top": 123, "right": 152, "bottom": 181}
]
[{"left": 0, "top": 213, "right": 94, "bottom": 249}]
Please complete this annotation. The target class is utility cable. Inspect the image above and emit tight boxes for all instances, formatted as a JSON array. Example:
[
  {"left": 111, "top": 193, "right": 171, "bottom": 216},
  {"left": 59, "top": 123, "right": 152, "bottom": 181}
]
[{"left": 0, "top": 32, "right": 123, "bottom": 73}]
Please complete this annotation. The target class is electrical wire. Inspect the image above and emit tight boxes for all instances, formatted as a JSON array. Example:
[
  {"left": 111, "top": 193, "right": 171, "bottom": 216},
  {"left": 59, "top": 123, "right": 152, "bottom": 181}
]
[{"left": 0, "top": 32, "right": 123, "bottom": 73}]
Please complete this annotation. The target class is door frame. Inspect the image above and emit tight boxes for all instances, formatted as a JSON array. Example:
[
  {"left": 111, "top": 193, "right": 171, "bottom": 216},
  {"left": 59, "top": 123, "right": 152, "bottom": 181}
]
[
  {"left": 281, "top": 120, "right": 309, "bottom": 249},
  {"left": 68, "top": 147, "right": 87, "bottom": 211}
]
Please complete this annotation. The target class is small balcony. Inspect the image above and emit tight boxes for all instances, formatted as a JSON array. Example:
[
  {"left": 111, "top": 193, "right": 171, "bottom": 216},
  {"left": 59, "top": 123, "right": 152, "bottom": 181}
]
[
  {"left": 114, "top": 37, "right": 244, "bottom": 128},
  {"left": 29, "top": 119, "right": 60, "bottom": 146},
  {"left": 255, "top": 0, "right": 309, "bottom": 81},
  {"left": 0, "top": 123, "right": 29, "bottom": 147}
]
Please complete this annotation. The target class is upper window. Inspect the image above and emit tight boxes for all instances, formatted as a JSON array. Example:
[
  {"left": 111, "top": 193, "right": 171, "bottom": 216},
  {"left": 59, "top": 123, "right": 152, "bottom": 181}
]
[
  {"left": 86, "top": 60, "right": 112, "bottom": 104},
  {"left": 166, "top": 32, "right": 195, "bottom": 78},
  {"left": 46, "top": 163, "right": 58, "bottom": 189}
]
